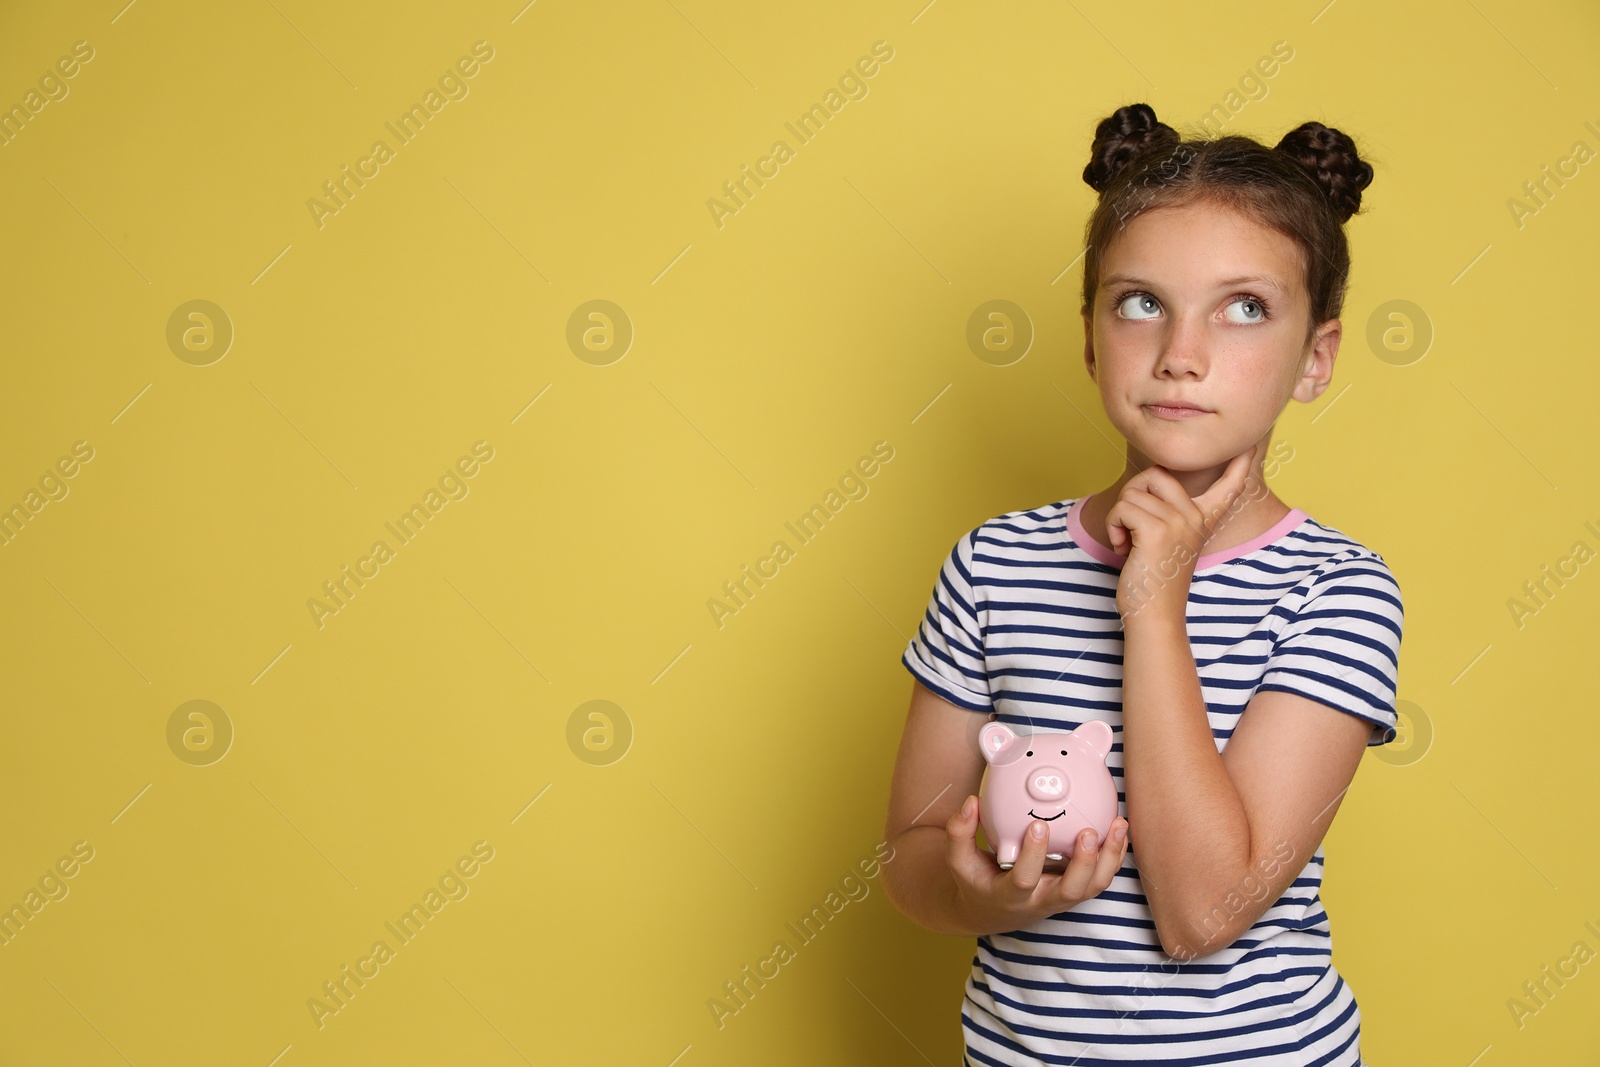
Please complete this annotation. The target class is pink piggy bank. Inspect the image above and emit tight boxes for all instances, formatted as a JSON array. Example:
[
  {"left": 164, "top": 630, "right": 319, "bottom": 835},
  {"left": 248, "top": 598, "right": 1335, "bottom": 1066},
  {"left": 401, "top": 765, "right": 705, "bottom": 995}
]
[{"left": 978, "top": 719, "right": 1118, "bottom": 870}]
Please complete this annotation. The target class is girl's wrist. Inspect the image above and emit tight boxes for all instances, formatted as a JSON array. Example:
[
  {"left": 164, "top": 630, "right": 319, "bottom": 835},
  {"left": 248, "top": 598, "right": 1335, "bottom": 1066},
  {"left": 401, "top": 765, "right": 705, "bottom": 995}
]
[{"left": 1120, "top": 602, "right": 1189, "bottom": 638}]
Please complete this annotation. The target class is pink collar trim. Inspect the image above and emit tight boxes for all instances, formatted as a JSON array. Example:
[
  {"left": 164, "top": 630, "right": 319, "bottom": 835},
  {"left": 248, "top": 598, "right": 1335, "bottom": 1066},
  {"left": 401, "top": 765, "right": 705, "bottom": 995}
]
[{"left": 1066, "top": 494, "right": 1308, "bottom": 572}]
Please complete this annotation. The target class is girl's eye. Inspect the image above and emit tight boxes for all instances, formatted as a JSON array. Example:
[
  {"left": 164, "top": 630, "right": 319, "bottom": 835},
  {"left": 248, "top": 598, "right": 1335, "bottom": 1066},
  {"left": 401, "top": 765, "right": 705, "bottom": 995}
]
[
  {"left": 1114, "top": 290, "right": 1273, "bottom": 324},
  {"left": 1224, "top": 295, "right": 1271, "bottom": 324},
  {"left": 1115, "top": 292, "right": 1160, "bottom": 320}
]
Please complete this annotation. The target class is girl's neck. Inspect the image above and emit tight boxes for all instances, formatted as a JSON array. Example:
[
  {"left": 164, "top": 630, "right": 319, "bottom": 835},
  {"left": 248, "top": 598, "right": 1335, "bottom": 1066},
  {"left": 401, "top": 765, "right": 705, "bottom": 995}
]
[{"left": 1076, "top": 477, "right": 1291, "bottom": 559}]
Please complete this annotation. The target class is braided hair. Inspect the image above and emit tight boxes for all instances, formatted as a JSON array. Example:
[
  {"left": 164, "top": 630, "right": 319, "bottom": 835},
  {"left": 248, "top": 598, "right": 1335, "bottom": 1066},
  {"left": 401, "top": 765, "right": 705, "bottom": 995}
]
[{"left": 1079, "top": 103, "right": 1375, "bottom": 347}]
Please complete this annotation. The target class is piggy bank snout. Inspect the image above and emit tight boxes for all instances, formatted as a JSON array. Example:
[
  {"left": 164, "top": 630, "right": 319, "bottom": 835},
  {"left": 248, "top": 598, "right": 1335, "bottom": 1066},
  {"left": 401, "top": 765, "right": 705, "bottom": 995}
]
[{"left": 1026, "top": 766, "right": 1069, "bottom": 802}]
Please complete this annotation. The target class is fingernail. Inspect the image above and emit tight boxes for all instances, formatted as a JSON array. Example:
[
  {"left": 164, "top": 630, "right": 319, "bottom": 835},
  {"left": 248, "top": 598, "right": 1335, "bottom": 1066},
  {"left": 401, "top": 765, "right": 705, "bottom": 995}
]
[
  {"left": 1113, "top": 824, "right": 1127, "bottom": 843},
  {"left": 1030, "top": 822, "right": 1047, "bottom": 840}
]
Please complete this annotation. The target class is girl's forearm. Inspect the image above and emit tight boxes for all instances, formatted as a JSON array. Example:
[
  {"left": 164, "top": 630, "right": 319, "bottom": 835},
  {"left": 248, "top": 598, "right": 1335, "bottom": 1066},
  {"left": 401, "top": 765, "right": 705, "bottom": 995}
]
[
  {"left": 880, "top": 825, "right": 982, "bottom": 936},
  {"left": 1120, "top": 610, "right": 1254, "bottom": 957},
  {"left": 885, "top": 825, "right": 1053, "bottom": 939}
]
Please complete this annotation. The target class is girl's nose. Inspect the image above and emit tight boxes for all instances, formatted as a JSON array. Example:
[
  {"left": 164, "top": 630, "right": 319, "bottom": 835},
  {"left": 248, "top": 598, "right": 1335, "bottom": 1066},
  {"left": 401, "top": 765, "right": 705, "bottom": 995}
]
[{"left": 1154, "top": 317, "right": 1208, "bottom": 377}]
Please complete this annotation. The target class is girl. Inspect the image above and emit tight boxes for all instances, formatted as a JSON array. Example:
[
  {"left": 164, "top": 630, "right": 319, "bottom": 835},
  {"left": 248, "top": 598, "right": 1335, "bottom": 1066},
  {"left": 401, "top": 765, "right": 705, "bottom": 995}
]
[{"left": 881, "top": 103, "right": 1402, "bottom": 1065}]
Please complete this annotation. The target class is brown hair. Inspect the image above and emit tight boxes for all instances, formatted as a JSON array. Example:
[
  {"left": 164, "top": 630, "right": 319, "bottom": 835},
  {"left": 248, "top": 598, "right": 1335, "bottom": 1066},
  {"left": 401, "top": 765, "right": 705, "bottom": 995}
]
[{"left": 1079, "top": 103, "right": 1375, "bottom": 349}]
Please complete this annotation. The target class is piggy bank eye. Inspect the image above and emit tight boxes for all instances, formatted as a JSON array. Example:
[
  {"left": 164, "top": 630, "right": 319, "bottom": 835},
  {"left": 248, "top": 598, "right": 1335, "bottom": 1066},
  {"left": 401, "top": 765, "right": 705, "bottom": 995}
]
[
  {"left": 1060, "top": 749, "right": 1067, "bottom": 755},
  {"left": 1025, "top": 750, "right": 1033, "bottom": 757}
]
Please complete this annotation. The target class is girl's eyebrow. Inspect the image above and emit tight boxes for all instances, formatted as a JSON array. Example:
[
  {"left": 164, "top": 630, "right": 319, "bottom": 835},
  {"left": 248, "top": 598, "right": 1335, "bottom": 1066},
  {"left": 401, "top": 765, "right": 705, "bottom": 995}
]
[{"left": 1101, "top": 273, "right": 1288, "bottom": 295}]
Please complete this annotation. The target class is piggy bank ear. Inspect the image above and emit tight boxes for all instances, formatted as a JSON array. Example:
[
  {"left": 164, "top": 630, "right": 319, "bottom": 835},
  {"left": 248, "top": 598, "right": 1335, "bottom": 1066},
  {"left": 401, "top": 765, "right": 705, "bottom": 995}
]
[
  {"left": 978, "top": 722, "right": 1021, "bottom": 766},
  {"left": 1069, "top": 719, "right": 1114, "bottom": 762}
]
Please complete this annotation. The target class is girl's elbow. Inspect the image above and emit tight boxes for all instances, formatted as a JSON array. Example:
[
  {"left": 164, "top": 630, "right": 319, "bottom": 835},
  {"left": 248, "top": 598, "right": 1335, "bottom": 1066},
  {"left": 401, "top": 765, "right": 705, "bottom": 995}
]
[
  {"left": 1159, "top": 934, "right": 1223, "bottom": 961},
  {"left": 1155, "top": 909, "right": 1237, "bottom": 960},
  {"left": 1158, "top": 931, "right": 1204, "bottom": 961}
]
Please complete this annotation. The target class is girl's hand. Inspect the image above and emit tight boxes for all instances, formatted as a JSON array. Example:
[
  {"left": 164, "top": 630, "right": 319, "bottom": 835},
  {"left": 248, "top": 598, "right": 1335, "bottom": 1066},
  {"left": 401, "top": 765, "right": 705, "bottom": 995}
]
[
  {"left": 1105, "top": 440, "right": 1265, "bottom": 624},
  {"left": 944, "top": 794, "right": 1130, "bottom": 933}
]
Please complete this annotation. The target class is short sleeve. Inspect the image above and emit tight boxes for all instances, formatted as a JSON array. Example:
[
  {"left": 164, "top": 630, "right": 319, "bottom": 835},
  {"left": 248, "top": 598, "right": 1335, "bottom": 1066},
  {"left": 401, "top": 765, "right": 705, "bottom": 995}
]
[
  {"left": 1256, "top": 550, "right": 1404, "bottom": 746},
  {"left": 901, "top": 527, "right": 992, "bottom": 712}
]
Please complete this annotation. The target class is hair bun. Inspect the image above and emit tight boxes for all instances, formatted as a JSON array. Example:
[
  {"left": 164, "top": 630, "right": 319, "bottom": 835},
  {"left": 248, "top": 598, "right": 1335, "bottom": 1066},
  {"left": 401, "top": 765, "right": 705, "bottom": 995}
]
[
  {"left": 1273, "top": 121, "right": 1373, "bottom": 224},
  {"left": 1082, "top": 103, "right": 1181, "bottom": 193}
]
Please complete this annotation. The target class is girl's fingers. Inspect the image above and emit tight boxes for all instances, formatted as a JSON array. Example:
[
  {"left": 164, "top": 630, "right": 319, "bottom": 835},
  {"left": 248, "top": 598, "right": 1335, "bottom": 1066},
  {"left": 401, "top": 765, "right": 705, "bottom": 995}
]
[
  {"left": 1122, "top": 484, "right": 1203, "bottom": 537},
  {"left": 1115, "top": 484, "right": 1210, "bottom": 554},
  {"left": 1052, "top": 827, "right": 1103, "bottom": 904},
  {"left": 1122, "top": 466, "right": 1166, "bottom": 498},
  {"left": 1049, "top": 818, "right": 1129, "bottom": 906},
  {"left": 1105, "top": 494, "right": 1164, "bottom": 554},
  {"left": 944, "top": 795, "right": 989, "bottom": 884},
  {"left": 1193, "top": 444, "right": 1260, "bottom": 519},
  {"left": 1004, "top": 819, "right": 1051, "bottom": 897},
  {"left": 1116, "top": 485, "right": 1174, "bottom": 519},
  {"left": 1133, "top": 467, "right": 1191, "bottom": 509},
  {"left": 1095, "top": 819, "right": 1130, "bottom": 886}
]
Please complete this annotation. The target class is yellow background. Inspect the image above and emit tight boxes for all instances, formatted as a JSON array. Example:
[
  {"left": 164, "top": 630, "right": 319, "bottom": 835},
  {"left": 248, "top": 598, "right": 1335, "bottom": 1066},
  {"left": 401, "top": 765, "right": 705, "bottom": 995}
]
[{"left": 1, "top": 0, "right": 1597, "bottom": 1063}]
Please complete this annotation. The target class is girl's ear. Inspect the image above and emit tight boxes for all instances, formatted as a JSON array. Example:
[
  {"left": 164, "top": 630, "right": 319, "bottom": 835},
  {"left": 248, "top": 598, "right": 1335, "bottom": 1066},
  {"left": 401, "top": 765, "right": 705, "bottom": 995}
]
[
  {"left": 1082, "top": 312, "right": 1097, "bottom": 382},
  {"left": 1292, "top": 319, "right": 1341, "bottom": 404}
]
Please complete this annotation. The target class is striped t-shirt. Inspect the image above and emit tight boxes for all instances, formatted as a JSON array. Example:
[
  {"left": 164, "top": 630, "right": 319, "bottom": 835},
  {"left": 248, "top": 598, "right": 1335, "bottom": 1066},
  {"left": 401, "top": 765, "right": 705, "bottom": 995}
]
[{"left": 901, "top": 495, "right": 1404, "bottom": 1066}]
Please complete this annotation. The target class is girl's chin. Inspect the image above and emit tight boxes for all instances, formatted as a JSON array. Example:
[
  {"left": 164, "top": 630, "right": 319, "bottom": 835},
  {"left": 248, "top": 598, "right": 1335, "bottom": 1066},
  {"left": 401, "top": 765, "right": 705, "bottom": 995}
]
[
  {"left": 1132, "top": 442, "right": 1237, "bottom": 472},
  {"left": 1114, "top": 418, "right": 1258, "bottom": 471}
]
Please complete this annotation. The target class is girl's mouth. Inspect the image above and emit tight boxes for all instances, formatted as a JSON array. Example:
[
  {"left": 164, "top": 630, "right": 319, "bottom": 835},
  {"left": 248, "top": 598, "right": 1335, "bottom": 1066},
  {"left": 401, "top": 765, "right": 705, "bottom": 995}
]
[{"left": 1144, "top": 404, "right": 1211, "bottom": 420}]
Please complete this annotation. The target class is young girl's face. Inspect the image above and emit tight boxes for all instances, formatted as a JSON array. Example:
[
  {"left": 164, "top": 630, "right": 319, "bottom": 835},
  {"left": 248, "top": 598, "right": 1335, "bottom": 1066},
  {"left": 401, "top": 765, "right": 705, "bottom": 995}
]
[{"left": 1082, "top": 200, "right": 1326, "bottom": 474}]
